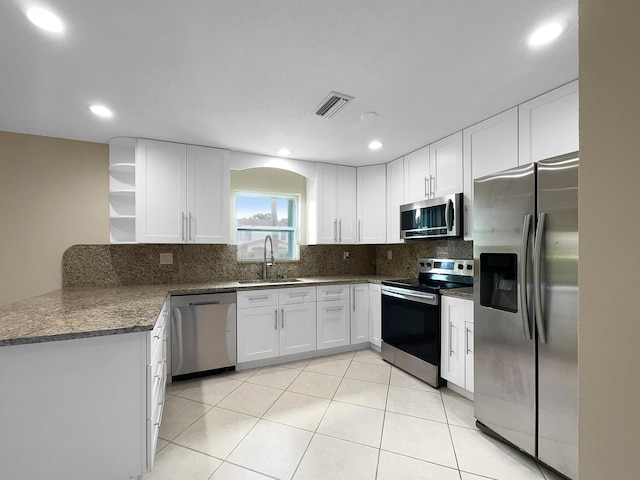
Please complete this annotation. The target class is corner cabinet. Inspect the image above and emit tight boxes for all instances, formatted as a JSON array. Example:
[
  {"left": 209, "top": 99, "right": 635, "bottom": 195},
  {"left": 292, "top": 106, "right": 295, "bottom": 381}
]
[
  {"left": 356, "top": 164, "right": 387, "bottom": 244},
  {"left": 307, "top": 163, "right": 357, "bottom": 244},
  {"left": 385, "top": 157, "right": 404, "bottom": 244},
  {"left": 109, "top": 137, "right": 137, "bottom": 243},
  {"left": 0, "top": 297, "right": 169, "bottom": 480},
  {"left": 440, "top": 295, "right": 474, "bottom": 397},
  {"left": 136, "top": 139, "right": 230, "bottom": 243}
]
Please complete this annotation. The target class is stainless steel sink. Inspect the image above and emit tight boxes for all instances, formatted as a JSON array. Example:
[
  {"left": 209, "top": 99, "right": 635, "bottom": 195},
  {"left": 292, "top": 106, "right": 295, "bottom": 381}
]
[{"left": 237, "top": 278, "right": 302, "bottom": 285}]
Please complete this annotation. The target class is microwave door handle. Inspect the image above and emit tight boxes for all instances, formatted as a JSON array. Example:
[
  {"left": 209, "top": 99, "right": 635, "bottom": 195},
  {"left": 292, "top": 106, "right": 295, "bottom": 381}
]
[
  {"left": 445, "top": 199, "right": 454, "bottom": 231},
  {"left": 534, "top": 213, "right": 548, "bottom": 344},
  {"left": 520, "top": 214, "right": 533, "bottom": 340}
]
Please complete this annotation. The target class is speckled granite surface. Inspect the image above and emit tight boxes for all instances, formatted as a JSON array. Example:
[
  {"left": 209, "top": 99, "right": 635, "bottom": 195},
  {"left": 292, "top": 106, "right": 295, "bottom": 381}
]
[
  {"left": 441, "top": 287, "right": 474, "bottom": 300},
  {"left": 0, "top": 276, "right": 400, "bottom": 347}
]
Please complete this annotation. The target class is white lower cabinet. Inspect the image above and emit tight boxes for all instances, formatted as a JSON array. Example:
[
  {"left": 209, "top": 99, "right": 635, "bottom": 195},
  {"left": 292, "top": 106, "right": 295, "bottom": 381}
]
[
  {"left": 0, "top": 297, "right": 169, "bottom": 480},
  {"left": 351, "top": 283, "right": 370, "bottom": 344},
  {"left": 237, "top": 287, "right": 316, "bottom": 363},
  {"left": 440, "top": 295, "right": 474, "bottom": 394},
  {"left": 317, "top": 285, "right": 351, "bottom": 349},
  {"left": 369, "top": 284, "right": 382, "bottom": 348}
]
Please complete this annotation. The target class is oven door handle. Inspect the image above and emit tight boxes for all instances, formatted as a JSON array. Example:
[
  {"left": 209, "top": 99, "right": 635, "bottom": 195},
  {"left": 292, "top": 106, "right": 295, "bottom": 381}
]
[{"left": 382, "top": 288, "right": 437, "bottom": 305}]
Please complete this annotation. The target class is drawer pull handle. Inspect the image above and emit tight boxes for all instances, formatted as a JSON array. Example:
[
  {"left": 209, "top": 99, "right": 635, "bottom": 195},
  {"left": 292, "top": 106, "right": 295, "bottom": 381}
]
[{"left": 248, "top": 295, "right": 270, "bottom": 301}]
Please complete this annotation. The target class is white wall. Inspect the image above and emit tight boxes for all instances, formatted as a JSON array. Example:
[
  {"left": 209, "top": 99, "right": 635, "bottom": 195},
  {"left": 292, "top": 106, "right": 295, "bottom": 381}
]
[
  {"left": 578, "top": 1, "right": 640, "bottom": 478},
  {"left": 0, "top": 132, "right": 109, "bottom": 306}
]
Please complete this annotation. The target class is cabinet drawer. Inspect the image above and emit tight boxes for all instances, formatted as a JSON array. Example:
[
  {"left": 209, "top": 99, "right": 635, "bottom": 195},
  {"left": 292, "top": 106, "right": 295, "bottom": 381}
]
[
  {"left": 279, "top": 286, "right": 317, "bottom": 304},
  {"left": 237, "top": 289, "right": 279, "bottom": 308},
  {"left": 317, "top": 284, "right": 350, "bottom": 301}
]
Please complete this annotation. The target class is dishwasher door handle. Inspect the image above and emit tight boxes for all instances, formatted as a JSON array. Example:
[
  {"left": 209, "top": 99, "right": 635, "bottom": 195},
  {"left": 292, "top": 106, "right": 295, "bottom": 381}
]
[{"left": 171, "top": 308, "right": 184, "bottom": 375}]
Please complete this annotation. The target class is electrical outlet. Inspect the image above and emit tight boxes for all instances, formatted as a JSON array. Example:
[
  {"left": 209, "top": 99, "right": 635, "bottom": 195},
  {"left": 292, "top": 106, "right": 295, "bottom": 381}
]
[
  {"left": 343, "top": 251, "right": 350, "bottom": 260},
  {"left": 387, "top": 250, "right": 393, "bottom": 260},
  {"left": 159, "top": 252, "right": 173, "bottom": 265}
]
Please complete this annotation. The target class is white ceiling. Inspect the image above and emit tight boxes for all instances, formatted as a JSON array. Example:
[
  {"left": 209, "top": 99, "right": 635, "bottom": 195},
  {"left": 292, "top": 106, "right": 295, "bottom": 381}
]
[{"left": 1, "top": 1, "right": 578, "bottom": 166}]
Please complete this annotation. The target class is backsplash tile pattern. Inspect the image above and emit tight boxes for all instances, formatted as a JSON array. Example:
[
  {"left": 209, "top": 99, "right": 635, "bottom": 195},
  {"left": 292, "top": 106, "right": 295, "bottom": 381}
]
[
  {"left": 63, "top": 244, "right": 377, "bottom": 287},
  {"left": 63, "top": 239, "right": 471, "bottom": 287}
]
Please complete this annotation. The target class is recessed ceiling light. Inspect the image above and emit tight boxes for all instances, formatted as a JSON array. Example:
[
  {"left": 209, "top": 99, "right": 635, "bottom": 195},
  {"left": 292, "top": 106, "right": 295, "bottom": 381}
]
[
  {"left": 277, "top": 148, "right": 291, "bottom": 157},
  {"left": 26, "top": 7, "right": 64, "bottom": 33},
  {"left": 360, "top": 111, "right": 378, "bottom": 121},
  {"left": 528, "top": 22, "right": 564, "bottom": 47},
  {"left": 369, "top": 141, "right": 383, "bottom": 150},
  {"left": 89, "top": 105, "right": 114, "bottom": 118}
]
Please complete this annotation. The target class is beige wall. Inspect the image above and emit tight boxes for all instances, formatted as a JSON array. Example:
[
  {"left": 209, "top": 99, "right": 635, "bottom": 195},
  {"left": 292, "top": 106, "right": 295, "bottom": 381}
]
[
  {"left": 0, "top": 132, "right": 109, "bottom": 306},
  {"left": 579, "top": 1, "right": 640, "bottom": 478}
]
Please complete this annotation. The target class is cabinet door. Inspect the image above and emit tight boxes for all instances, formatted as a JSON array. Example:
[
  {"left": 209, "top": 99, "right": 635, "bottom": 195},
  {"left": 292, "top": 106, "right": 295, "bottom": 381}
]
[
  {"left": 186, "top": 145, "right": 230, "bottom": 244},
  {"left": 356, "top": 164, "right": 386, "bottom": 244},
  {"left": 280, "top": 303, "right": 317, "bottom": 356},
  {"left": 350, "top": 284, "right": 370, "bottom": 344},
  {"left": 336, "top": 166, "right": 357, "bottom": 244},
  {"left": 430, "top": 131, "right": 463, "bottom": 197},
  {"left": 462, "top": 107, "right": 518, "bottom": 240},
  {"left": 237, "top": 306, "right": 279, "bottom": 362},
  {"left": 369, "top": 284, "right": 382, "bottom": 347},
  {"left": 440, "top": 296, "right": 466, "bottom": 387},
  {"left": 386, "top": 157, "right": 404, "bottom": 244},
  {"left": 518, "top": 80, "right": 579, "bottom": 164},
  {"left": 465, "top": 320, "right": 474, "bottom": 394},
  {"left": 316, "top": 299, "right": 350, "bottom": 350},
  {"left": 136, "top": 139, "right": 187, "bottom": 243},
  {"left": 403, "top": 145, "right": 430, "bottom": 203},
  {"left": 312, "top": 163, "right": 339, "bottom": 244}
]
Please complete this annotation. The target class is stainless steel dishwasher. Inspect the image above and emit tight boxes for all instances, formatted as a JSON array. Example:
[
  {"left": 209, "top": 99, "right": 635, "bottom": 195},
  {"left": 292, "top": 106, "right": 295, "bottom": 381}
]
[{"left": 170, "top": 292, "right": 237, "bottom": 379}]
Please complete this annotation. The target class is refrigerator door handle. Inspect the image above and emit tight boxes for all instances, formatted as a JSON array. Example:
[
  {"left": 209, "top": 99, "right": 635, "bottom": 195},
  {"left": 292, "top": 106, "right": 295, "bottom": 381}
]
[
  {"left": 520, "top": 214, "right": 533, "bottom": 340},
  {"left": 534, "top": 213, "right": 548, "bottom": 344}
]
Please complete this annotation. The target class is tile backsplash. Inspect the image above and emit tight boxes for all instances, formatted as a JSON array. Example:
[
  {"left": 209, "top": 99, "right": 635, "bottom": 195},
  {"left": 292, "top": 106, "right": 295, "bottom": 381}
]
[{"left": 63, "top": 239, "right": 472, "bottom": 287}]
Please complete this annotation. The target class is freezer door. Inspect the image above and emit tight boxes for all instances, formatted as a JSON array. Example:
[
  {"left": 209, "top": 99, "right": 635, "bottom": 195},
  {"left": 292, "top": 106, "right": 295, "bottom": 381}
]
[
  {"left": 536, "top": 153, "right": 579, "bottom": 479},
  {"left": 473, "top": 163, "right": 536, "bottom": 457}
]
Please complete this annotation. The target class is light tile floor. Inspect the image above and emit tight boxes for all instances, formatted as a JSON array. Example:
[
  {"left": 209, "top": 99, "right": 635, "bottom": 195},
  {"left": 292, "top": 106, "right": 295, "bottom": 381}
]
[{"left": 146, "top": 349, "right": 564, "bottom": 480}]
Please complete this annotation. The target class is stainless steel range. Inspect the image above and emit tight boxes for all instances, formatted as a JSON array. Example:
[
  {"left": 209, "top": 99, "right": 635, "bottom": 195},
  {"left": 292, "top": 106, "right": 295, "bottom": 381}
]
[{"left": 381, "top": 258, "right": 473, "bottom": 388}]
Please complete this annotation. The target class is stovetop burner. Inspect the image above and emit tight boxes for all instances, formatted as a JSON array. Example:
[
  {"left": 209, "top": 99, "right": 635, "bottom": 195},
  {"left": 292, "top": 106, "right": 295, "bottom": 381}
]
[{"left": 382, "top": 258, "right": 473, "bottom": 294}]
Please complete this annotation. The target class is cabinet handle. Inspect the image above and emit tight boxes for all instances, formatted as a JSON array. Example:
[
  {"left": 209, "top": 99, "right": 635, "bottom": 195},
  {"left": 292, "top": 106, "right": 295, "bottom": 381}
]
[
  {"left": 339, "top": 219, "right": 342, "bottom": 243},
  {"left": 181, "top": 212, "right": 186, "bottom": 242},
  {"left": 449, "top": 320, "right": 454, "bottom": 356},
  {"left": 188, "top": 212, "right": 194, "bottom": 242},
  {"left": 430, "top": 175, "right": 435, "bottom": 197},
  {"left": 464, "top": 204, "right": 469, "bottom": 237},
  {"left": 352, "top": 286, "right": 356, "bottom": 312},
  {"left": 281, "top": 308, "right": 285, "bottom": 328},
  {"left": 248, "top": 295, "right": 269, "bottom": 301},
  {"left": 424, "top": 176, "right": 428, "bottom": 197},
  {"left": 274, "top": 309, "right": 278, "bottom": 330},
  {"left": 358, "top": 220, "right": 362, "bottom": 243},
  {"left": 334, "top": 219, "right": 338, "bottom": 243},
  {"left": 324, "top": 307, "right": 344, "bottom": 312},
  {"left": 466, "top": 326, "right": 472, "bottom": 354}
]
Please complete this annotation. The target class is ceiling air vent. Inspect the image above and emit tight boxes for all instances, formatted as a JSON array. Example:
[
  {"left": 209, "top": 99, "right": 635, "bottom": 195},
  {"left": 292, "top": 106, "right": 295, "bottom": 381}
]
[{"left": 313, "top": 91, "right": 354, "bottom": 118}]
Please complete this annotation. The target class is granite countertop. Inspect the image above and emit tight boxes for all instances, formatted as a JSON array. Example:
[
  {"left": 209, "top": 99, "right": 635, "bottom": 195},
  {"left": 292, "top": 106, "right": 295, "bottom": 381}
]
[
  {"left": 0, "top": 275, "right": 401, "bottom": 347},
  {"left": 441, "top": 287, "right": 474, "bottom": 300}
]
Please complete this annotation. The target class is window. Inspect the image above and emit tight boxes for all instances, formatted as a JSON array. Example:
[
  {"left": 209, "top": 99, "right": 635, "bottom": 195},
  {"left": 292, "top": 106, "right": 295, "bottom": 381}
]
[{"left": 235, "top": 193, "right": 299, "bottom": 261}]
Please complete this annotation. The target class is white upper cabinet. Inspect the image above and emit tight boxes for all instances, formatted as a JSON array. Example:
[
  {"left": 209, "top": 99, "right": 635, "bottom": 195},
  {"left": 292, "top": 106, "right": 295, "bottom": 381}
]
[
  {"left": 403, "top": 145, "right": 430, "bottom": 203},
  {"left": 186, "top": 145, "right": 230, "bottom": 244},
  {"left": 307, "top": 163, "right": 356, "bottom": 244},
  {"left": 429, "top": 131, "right": 463, "bottom": 197},
  {"left": 356, "top": 164, "right": 386, "bottom": 244},
  {"left": 385, "top": 157, "right": 404, "bottom": 244},
  {"left": 136, "top": 139, "right": 230, "bottom": 244},
  {"left": 518, "top": 80, "right": 579, "bottom": 164},
  {"left": 136, "top": 140, "right": 187, "bottom": 243},
  {"left": 462, "top": 107, "right": 519, "bottom": 240}
]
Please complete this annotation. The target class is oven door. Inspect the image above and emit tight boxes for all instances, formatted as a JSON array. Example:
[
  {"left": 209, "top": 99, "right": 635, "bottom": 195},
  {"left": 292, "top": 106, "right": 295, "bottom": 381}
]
[{"left": 381, "top": 286, "right": 440, "bottom": 366}]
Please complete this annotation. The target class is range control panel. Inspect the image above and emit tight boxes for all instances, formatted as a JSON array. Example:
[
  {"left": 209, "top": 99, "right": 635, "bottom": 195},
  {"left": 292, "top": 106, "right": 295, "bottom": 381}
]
[{"left": 417, "top": 258, "right": 474, "bottom": 277}]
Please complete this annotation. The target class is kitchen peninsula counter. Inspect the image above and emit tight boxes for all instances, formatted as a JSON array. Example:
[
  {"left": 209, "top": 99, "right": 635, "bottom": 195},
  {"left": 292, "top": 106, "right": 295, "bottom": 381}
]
[{"left": 0, "top": 276, "right": 400, "bottom": 347}]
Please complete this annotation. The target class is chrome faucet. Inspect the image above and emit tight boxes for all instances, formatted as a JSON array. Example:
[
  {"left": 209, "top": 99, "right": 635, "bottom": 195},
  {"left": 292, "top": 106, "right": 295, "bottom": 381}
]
[{"left": 263, "top": 235, "right": 275, "bottom": 280}]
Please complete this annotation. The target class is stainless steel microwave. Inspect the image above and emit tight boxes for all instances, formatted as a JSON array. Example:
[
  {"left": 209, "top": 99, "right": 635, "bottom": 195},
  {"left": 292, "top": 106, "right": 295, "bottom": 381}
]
[{"left": 400, "top": 193, "right": 462, "bottom": 240}]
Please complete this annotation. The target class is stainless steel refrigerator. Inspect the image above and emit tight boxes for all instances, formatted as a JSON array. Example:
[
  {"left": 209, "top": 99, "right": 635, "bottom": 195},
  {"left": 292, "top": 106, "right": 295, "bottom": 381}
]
[{"left": 473, "top": 152, "right": 578, "bottom": 480}]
